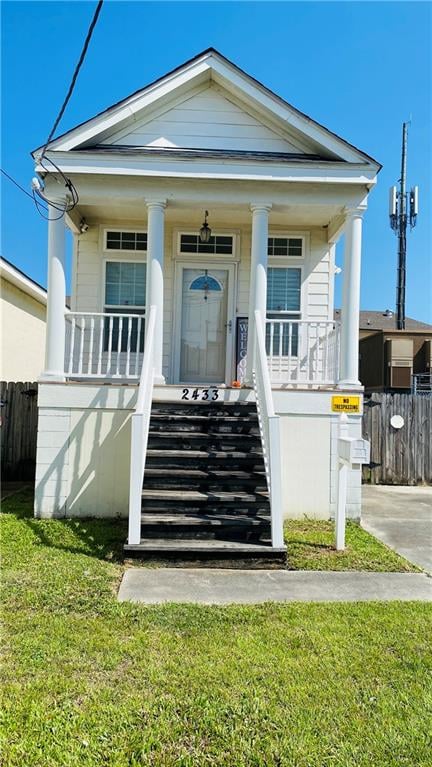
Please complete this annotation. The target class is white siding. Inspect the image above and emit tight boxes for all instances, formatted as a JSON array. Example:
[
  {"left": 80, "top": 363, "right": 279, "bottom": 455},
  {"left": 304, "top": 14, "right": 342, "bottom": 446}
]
[
  {"left": 305, "top": 230, "right": 332, "bottom": 320},
  {"left": 106, "top": 85, "right": 305, "bottom": 153}
]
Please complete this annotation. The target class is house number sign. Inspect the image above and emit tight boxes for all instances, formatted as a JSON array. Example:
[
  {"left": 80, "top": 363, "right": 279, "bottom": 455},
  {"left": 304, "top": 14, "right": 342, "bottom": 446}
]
[{"left": 181, "top": 388, "right": 219, "bottom": 401}]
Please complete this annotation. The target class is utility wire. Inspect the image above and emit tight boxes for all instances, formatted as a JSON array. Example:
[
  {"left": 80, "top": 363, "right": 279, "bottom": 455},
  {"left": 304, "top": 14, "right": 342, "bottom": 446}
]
[
  {"left": 32, "top": 0, "right": 103, "bottom": 220},
  {"left": 1, "top": 168, "right": 48, "bottom": 210},
  {"left": 40, "top": 0, "right": 104, "bottom": 160}
]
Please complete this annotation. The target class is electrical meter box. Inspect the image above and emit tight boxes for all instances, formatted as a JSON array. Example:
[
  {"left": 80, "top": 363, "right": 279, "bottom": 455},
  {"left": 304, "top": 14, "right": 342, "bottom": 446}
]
[{"left": 338, "top": 437, "right": 370, "bottom": 465}]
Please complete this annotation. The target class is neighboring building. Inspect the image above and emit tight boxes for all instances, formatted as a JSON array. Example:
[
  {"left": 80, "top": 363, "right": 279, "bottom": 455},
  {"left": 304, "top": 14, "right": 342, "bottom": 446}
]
[
  {"left": 31, "top": 49, "right": 381, "bottom": 562},
  {"left": 0, "top": 257, "right": 47, "bottom": 381},
  {"left": 337, "top": 309, "right": 432, "bottom": 392}
]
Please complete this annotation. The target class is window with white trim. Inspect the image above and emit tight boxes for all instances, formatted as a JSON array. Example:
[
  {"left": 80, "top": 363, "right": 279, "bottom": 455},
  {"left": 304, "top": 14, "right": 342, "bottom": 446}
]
[
  {"left": 266, "top": 267, "right": 301, "bottom": 356},
  {"left": 267, "top": 237, "right": 303, "bottom": 257},
  {"left": 105, "top": 231, "right": 147, "bottom": 251},
  {"left": 104, "top": 261, "right": 146, "bottom": 352},
  {"left": 179, "top": 233, "right": 233, "bottom": 255}
]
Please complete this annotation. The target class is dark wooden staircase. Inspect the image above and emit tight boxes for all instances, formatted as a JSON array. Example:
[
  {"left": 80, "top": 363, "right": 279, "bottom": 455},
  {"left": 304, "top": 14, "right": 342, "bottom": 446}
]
[{"left": 124, "top": 400, "right": 286, "bottom": 567}]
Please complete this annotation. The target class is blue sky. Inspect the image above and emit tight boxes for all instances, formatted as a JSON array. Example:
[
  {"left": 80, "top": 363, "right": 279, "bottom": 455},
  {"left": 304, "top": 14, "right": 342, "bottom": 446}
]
[{"left": 1, "top": 1, "right": 431, "bottom": 321}]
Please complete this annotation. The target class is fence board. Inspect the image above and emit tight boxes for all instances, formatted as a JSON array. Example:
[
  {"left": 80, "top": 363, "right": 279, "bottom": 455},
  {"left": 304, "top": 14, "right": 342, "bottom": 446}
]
[
  {"left": 0, "top": 381, "right": 38, "bottom": 480},
  {"left": 362, "top": 392, "right": 432, "bottom": 485}
]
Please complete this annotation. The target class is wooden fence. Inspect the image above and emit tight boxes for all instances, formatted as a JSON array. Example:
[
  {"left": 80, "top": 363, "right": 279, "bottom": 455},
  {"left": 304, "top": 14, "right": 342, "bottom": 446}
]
[
  {"left": 1, "top": 381, "right": 38, "bottom": 481},
  {"left": 362, "top": 393, "right": 432, "bottom": 485}
]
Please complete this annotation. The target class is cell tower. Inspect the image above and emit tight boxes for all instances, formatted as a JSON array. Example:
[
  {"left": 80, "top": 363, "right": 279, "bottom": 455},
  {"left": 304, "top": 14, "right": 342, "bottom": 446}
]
[{"left": 389, "top": 122, "right": 419, "bottom": 330}]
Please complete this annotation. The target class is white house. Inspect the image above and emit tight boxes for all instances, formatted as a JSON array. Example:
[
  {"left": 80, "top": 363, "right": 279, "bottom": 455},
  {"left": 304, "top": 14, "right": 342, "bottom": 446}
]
[
  {"left": 0, "top": 257, "right": 47, "bottom": 382},
  {"left": 32, "top": 49, "right": 380, "bottom": 563}
]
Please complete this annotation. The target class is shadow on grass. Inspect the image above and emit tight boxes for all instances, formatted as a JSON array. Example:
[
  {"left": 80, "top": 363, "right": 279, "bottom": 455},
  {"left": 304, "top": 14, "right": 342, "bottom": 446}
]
[{"left": 2, "top": 488, "right": 127, "bottom": 563}]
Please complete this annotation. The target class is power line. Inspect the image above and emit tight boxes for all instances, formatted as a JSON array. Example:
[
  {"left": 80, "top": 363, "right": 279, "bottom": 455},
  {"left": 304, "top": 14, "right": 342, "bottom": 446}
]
[
  {"left": 40, "top": 0, "right": 104, "bottom": 160},
  {"left": 1, "top": 168, "right": 48, "bottom": 210}
]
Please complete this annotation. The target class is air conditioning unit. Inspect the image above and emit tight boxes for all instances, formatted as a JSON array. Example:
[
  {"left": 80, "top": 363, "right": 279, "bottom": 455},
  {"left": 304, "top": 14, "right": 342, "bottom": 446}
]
[{"left": 385, "top": 338, "right": 413, "bottom": 389}]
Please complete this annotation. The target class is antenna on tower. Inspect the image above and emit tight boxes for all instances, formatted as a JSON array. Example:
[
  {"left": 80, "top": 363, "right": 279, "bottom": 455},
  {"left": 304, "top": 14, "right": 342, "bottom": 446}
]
[{"left": 389, "top": 122, "right": 419, "bottom": 330}]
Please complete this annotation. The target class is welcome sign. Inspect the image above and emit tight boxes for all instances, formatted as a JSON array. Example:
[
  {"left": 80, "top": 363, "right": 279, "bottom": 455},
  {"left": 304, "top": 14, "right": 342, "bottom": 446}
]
[{"left": 236, "top": 317, "right": 248, "bottom": 383}]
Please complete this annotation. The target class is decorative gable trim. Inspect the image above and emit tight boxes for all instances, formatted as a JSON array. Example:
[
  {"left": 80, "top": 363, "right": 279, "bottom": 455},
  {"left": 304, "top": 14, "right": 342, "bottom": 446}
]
[{"left": 32, "top": 49, "right": 381, "bottom": 170}]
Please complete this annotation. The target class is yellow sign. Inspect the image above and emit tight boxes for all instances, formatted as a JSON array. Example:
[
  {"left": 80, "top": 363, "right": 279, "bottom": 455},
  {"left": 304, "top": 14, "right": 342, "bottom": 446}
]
[{"left": 331, "top": 395, "right": 360, "bottom": 413}]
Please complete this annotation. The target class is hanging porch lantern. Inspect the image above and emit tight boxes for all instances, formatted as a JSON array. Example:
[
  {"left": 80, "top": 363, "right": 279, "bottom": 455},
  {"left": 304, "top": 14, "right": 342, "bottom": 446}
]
[{"left": 199, "top": 210, "right": 212, "bottom": 243}]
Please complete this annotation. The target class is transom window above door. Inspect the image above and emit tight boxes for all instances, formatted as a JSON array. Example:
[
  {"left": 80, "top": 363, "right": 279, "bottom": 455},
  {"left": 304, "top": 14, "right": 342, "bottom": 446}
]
[{"left": 179, "top": 233, "right": 234, "bottom": 255}]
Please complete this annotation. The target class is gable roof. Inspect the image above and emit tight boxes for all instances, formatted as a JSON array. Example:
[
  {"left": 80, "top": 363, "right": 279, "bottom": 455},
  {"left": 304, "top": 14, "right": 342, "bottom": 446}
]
[
  {"left": 0, "top": 257, "right": 47, "bottom": 305},
  {"left": 335, "top": 308, "right": 432, "bottom": 332},
  {"left": 32, "top": 48, "right": 381, "bottom": 169}
]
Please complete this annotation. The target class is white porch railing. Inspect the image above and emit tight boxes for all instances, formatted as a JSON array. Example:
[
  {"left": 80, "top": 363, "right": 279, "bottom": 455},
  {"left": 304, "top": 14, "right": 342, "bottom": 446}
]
[
  {"left": 65, "top": 311, "right": 145, "bottom": 379},
  {"left": 265, "top": 319, "right": 340, "bottom": 385},
  {"left": 253, "top": 310, "right": 284, "bottom": 549},
  {"left": 128, "top": 305, "right": 157, "bottom": 545}
]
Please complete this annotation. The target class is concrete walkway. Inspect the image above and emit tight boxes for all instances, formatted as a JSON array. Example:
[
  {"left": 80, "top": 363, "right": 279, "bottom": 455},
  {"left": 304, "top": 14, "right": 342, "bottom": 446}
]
[
  {"left": 362, "top": 485, "right": 432, "bottom": 573},
  {"left": 118, "top": 568, "right": 432, "bottom": 605}
]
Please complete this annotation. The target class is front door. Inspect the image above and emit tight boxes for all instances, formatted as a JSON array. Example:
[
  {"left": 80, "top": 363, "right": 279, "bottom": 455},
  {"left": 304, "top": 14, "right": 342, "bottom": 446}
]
[{"left": 179, "top": 268, "right": 229, "bottom": 383}]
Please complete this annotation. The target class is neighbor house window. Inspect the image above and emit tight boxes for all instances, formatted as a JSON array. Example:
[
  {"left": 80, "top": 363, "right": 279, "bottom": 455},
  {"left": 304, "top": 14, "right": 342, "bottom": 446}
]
[
  {"left": 106, "top": 231, "right": 147, "bottom": 251},
  {"left": 266, "top": 267, "right": 301, "bottom": 356},
  {"left": 104, "top": 261, "right": 146, "bottom": 352},
  {"left": 179, "top": 234, "right": 233, "bottom": 255}
]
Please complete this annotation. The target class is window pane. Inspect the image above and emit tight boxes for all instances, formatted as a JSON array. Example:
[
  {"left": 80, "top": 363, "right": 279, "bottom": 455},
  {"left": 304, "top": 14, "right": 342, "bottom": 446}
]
[
  {"left": 267, "top": 237, "right": 303, "bottom": 257},
  {"left": 105, "top": 262, "right": 146, "bottom": 306},
  {"left": 180, "top": 233, "right": 233, "bottom": 255},
  {"left": 267, "top": 268, "right": 301, "bottom": 312},
  {"left": 106, "top": 231, "right": 147, "bottom": 251}
]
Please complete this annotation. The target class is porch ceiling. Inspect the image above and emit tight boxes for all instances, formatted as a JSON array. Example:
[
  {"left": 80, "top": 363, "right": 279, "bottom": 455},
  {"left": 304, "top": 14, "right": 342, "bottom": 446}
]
[
  {"left": 66, "top": 173, "right": 366, "bottom": 229},
  {"left": 77, "top": 201, "right": 343, "bottom": 228}
]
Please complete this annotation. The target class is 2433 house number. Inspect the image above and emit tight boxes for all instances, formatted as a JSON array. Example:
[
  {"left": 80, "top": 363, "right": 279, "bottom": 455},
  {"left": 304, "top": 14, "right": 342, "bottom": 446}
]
[{"left": 181, "top": 388, "right": 219, "bottom": 401}]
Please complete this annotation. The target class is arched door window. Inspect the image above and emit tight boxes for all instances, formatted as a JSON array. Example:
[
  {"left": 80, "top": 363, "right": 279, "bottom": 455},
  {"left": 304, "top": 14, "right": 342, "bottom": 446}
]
[{"left": 189, "top": 273, "right": 222, "bottom": 292}]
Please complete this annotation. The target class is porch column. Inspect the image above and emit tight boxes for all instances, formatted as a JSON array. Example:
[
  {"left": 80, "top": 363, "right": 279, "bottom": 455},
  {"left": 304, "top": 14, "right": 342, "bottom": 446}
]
[
  {"left": 246, "top": 203, "right": 272, "bottom": 381},
  {"left": 338, "top": 206, "right": 365, "bottom": 387},
  {"left": 41, "top": 196, "right": 69, "bottom": 380},
  {"left": 146, "top": 199, "right": 166, "bottom": 384}
]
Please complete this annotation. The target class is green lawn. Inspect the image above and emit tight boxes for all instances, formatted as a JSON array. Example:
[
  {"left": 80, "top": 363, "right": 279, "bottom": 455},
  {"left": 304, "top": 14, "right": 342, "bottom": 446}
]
[
  {"left": 1, "top": 489, "right": 431, "bottom": 767},
  {"left": 285, "top": 519, "right": 419, "bottom": 572}
]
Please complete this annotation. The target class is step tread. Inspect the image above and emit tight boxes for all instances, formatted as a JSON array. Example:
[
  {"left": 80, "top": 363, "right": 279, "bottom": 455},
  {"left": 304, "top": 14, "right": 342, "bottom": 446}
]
[
  {"left": 146, "top": 450, "right": 263, "bottom": 459},
  {"left": 140, "top": 513, "right": 270, "bottom": 524},
  {"left": 148, "top": 431, "right": 259, "bottom": 439},
  {"left": 144, "top": 469, "right": 265, "bottom": 479},
  {"left": 141, "top": 489, "right": 269, "bottom": 501},
  {"left": 150, "top": 414, "right": 258, "bottom": 422},
  {"left": 125, "top": 539, "right": 285, "bottom": 553}
]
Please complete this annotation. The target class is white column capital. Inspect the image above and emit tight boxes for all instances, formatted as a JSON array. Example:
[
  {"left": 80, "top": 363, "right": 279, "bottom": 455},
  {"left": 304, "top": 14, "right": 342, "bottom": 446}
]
[
  {"left": 145, "top": 199, "right": 167, "bottom": 211},
  {"left": 250, "top": 203, "right": 272, "bottom": 214},
  {"left": 344, "top": 205, "right": 367, "bottom": 222}
]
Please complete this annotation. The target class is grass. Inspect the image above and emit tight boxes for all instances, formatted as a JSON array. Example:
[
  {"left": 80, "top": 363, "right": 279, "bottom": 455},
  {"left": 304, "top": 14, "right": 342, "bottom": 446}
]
[
  {"left": 1, "top": 489, "right": 431, "bottom": 767},
  {"left": 284, "top": 519, "right": 420, "bottom": 572}
]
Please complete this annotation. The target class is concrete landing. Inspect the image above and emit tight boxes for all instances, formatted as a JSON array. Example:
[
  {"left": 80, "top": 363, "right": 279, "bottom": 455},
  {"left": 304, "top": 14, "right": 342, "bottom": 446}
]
[
  {"left": 118, "top": 568, "right": 432, "bottom": 605},
  {"left": 362, "top": 485, "right": 432, "bottom": 573}
]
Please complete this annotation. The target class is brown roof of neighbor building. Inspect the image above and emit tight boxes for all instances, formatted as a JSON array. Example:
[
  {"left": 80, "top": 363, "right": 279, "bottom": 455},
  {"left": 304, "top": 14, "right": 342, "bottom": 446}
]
[{"left": 334, "top": 309, "right": 432, "bottom": 332}]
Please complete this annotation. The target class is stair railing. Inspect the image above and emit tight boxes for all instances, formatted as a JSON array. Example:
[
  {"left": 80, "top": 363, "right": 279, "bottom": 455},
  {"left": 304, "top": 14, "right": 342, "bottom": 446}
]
[
  {"left": 253, "top": 310, "right": 284, "bottom": 549},
  {"left": 128, "top": 304, "right": 157, "bottom": 545}
]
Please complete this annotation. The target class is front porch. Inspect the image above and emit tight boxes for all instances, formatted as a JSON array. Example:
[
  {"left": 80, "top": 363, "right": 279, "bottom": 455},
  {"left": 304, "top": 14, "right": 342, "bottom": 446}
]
[
  {"left": 36, "top": 190, "right": 367, "bottom": 562},
  {"left": 64, "top": 310, "right": 341, "bottom": 388}
]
